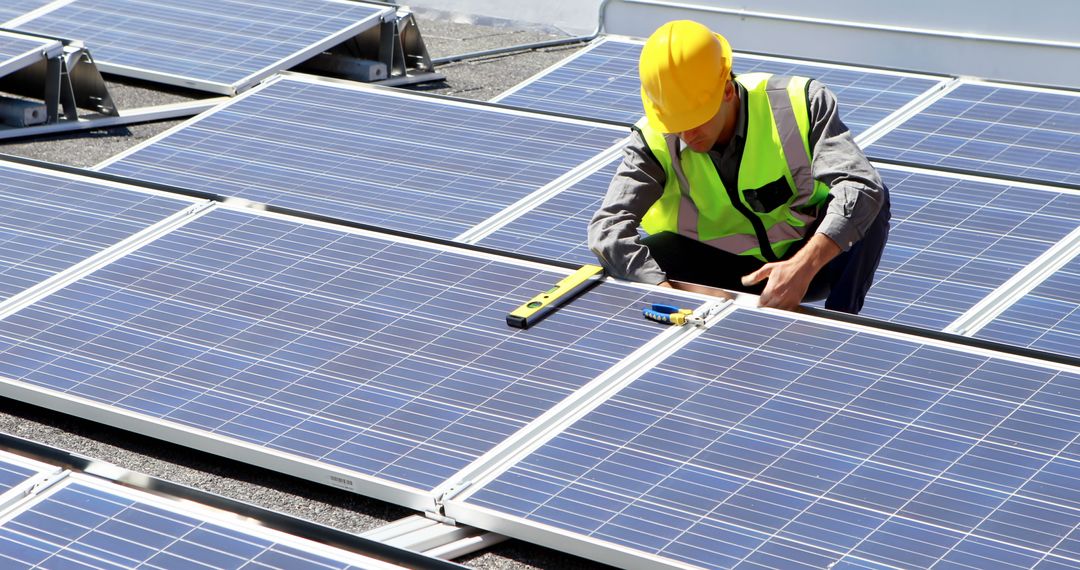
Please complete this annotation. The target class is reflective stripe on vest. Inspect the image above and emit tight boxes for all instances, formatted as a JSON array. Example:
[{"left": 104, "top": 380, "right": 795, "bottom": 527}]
[{"left": 637, "top": 73, "right": 831, "bottom": 261}]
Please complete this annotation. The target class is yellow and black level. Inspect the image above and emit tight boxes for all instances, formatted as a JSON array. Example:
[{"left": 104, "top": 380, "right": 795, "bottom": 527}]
[{"left": 506, "top": 264, "right": 604, "bottom": 329}]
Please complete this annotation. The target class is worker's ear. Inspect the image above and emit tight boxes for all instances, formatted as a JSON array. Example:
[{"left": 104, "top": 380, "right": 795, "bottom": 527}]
[{"left": 723, "top": 80, "right": 736, "bottom": 101}]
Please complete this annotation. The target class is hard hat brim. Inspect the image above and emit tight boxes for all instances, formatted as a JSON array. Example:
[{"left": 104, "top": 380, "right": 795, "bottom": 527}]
[{"left": 641, "top": 32, "right": 732, "bottom": 134}]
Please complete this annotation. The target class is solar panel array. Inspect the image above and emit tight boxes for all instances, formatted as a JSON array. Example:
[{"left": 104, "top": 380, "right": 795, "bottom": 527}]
[
  {"left": 858, "top": 167, "right": 1080, "bottom": 330},
  {"left": 451, "top": 308, "right": 1080, "bottom": 570},
  {"left": 0, "top": 475, "right": 426, "bottom": 569},
  {"left": 495, "top": 38, "right": 945, "bottom": 138},
  {"left": 8, "top": 0, "right": 388, "bottom": 93},
  {"left": 867, "top": 82, "right": 1080, "bottom": 186},
  {"left": 0, "top": 207, "right": 688, "bottom": 495},
  {"left": 100, "top": 76, "right": 626, "bottom": 240},
  {"left": 0, "top": 163, "right": 195, "bottom": 303},
  {"left": 0, "top": 21, "right": 1075, "bottom": 570}
]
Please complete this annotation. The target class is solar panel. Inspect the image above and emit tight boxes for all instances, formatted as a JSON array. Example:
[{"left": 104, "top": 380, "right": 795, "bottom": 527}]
[
  {"left": 973, "top": 253, "right": 1080, "bottom": 358},
  {"left": 450, "top": 307, "right": 1080, "bottom": 570},
  {"left": 0, "top": 30, "right": 59, "bottom": 77},
  {"left": 0, "top": 476, "right": 414, "bottom": 569},
  {"left": 0, "top": 162, "right": 197, "bottom": 304},
  {"left": 495, "top": 38, "right": 945, "bottom": 138},
  {"left": 0, "top": 207, "right": 691, "bottom": 498},
  {"left": 475, "top": 158, "right": 622, "bottom": 264},
  {"left": 98, "top": 75, "right": 627, "bottom": 241},
  {"left": 856, "top": 166, "right": 1080, "bottom": 330},
  {"left": 10, "top": 0, "right": 388, "bottom": 94},
  {"left": 866, "top": 81, "right": 1080, "bottom": 186}
]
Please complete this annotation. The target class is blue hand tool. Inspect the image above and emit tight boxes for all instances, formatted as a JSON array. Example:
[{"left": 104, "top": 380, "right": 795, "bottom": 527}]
[{"left": 642, "top": 303, "right": 704, "bottom": 326}]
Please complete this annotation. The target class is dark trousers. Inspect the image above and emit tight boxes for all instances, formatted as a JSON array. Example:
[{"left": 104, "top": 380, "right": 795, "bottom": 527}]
[{"left": 642, "top": 188, "right": 890, "bottom": 314}]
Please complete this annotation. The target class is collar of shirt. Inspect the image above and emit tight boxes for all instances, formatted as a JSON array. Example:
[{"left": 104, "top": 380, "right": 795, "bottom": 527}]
[
  {"left": 712, "top": 80, "right": 748, "bottom": 153},
  {"left": 709, "top": 80, "right": 748, "bottom": 191}
]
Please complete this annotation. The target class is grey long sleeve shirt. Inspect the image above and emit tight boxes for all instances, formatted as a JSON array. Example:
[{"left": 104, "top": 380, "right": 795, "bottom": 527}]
[{"left": 588, "top": 78, "right": 886, "bottom": 285}]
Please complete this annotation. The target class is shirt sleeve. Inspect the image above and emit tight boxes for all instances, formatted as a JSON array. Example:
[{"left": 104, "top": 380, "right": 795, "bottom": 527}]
[
  {"left": 587, "top": 129, "right": 669, "bottom": 284},
  {"left": 807, "top": 80, "right": 887, "bottom": 251}
]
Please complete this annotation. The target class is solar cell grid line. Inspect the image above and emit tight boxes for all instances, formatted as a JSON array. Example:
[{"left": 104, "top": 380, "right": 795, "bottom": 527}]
[
  {"left": 0, "top": 205, "right": 693, "bottom": 508},
  {"left": 0, "top": 30, "right": 61, "bottom": 78},
  {"left": 493, "top": 37, "right": 947, "bottom": 139},
  {"left": 96, "top": 74, "right": 629, "bottom": 241},
  {"left": 866, "top": 79, "right": 1080, "bottom": 186},
  {"left": 0, "top": 474, "right": 426, "bottom": 570},
  {"left": 852, "top": 164, "right": 1080, "bottom": 331},
  {"left": 973, "top": 252, "right": 1080, "bottom": 359},
  {"left": 0, "top": 161, "right": 200, "bottom": 306},
  {"left": 9, "top": 0, "right": 389, "bottom": 94},
  {"left": 446, "top": 307, "right": 1080, "bottom": 570}
]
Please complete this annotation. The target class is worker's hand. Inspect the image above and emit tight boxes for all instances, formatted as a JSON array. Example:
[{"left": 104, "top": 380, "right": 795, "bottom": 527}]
[
  {"left": 657, "top": 281, "right": 673, "bottom": 288},
  {"left": 741, "top": 258, "right": 815, "bottom": 311},
  {"left": 741, "top": 234, "right": 841, "bottom": 311}
]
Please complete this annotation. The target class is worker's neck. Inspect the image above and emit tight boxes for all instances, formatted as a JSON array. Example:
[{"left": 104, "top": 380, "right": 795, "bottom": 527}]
[{"left": 714, "top": 91, "right": 740, "bottom": 147}]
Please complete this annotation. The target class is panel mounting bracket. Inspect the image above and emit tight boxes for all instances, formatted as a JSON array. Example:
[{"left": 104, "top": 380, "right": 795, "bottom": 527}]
[
  {"left": 361, "top": 514, "right": 509, "bottom": 560},
  {"left": 0, "top": 33, "right": 118, "bottom": 130},
  {"left": 296, "top": 7, "right": 443, "bottom": 87}
]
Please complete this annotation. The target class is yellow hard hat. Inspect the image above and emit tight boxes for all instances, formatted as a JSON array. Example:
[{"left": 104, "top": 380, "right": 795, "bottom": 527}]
[{"left": 639, "top": 20, "right": 733, "bottom": 133}]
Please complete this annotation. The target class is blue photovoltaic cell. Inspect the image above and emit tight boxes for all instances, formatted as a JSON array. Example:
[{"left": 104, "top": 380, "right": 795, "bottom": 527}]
[
  {"left": 0, "top": 480, "right": 379, "bottom": 569},
  {"left": 855, "top": 167, "right": 1080, "bottom": 330},
  {"left": 0, "top": 164, "right": 193, "bottom": 303},
  {"left": 497, "top": 39, "right": 942, "bottom": 137},
  {"left": 867, "top": 83, "right": 1080, "bottom": 186},
  {"left": 11, "top": 0, "right": 384, "bottom": 90},
  {"left": 476, "top": 158, "right": 624, "bottom": 264},
  {"left": 464, "top": 308, "right": 1080, "bottom": 570},
  {"left": 0, "top": 208, "right": 685, "bottom": 492},
  {"left": 975, "top": 254, "right": 1080, "bottom": 358},
  {"left": 101, "top": 77, "right": 626, "bottom": 240},
  {"left": 0, "top": 2, "right": 52, "bottom": 23}
]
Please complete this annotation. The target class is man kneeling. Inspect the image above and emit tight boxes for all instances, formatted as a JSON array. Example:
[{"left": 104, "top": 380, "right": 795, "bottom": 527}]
[{"left": 588, "top": 20, "right": 890, "bottom": 314}]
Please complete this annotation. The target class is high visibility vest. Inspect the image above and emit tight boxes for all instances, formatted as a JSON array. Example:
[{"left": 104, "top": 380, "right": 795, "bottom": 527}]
[{"left": 637, "top": 73, "right": 831, "bottom": 261}]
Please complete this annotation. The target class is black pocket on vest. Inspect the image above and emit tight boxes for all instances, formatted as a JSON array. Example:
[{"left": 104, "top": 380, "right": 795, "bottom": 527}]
[{"left": 742, "top": 177, "right": 794, "bottom": 213}]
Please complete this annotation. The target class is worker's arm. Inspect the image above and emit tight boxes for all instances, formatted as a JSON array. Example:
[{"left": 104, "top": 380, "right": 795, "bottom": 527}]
[
  {"left": 807, "top": 80, "right": 888, "bottom": 250},
  {"left": 588, "top": 130, "right": 668, "bottom": 284},
  {"left": 743, "top": 80, "right": 887, "bottom": 310}
]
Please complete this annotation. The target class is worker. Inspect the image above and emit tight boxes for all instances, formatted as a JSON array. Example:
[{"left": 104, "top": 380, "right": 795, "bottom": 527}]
[{"left": 588, "top": 20, "right": 890, "bottom": 314}]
